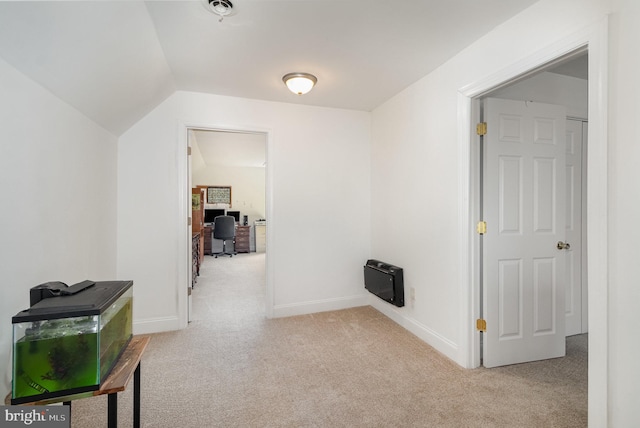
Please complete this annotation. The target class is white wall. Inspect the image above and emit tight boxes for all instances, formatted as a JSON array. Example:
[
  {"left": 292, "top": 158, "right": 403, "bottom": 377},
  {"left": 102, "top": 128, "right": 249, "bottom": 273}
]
[
  {"left": 117, "top": 91, "right": 372, "bottom": 331},
  {"left": 608, "top": 0, "right": 640, "bottom": 425},
  {"left": 368, "top": 68, "right": 589, "bottom": 365},
  {"left": 371, "top": 0, "right": 640, "bottom": 424},
  {"left": 370, "top": 0, "right": 630, "bottom": 424},
  {"left": 5, "top": 0, "right": 638, "bottom": 422},
  {"left": 0, "top": 57, "right": 118, "bottom": 400}
]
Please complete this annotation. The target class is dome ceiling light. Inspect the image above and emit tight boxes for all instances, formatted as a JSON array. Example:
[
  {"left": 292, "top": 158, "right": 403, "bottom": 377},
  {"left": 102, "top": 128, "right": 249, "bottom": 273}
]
[
  {"left": 203, "top": 0, "right": 236, "bottom": 22},
  {"left": 282, "top": 73, "right": 317, "bottom": 95}
]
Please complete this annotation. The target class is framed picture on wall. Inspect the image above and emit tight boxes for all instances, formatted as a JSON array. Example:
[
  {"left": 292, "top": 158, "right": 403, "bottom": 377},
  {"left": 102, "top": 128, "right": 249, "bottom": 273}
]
[{"left": 207, "top": 186, "right": 232, "bottom": 205}]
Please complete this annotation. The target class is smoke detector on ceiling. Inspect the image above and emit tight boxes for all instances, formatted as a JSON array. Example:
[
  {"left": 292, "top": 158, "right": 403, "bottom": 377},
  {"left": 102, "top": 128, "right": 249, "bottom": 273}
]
[{"left": 203, "top": 0, "right": 236, "bottom": 22}]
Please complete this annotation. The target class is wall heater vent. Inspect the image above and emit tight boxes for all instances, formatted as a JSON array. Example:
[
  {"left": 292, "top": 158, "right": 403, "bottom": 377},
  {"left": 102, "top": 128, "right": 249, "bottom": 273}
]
[{"left": 363, "top": 259, "right": 404, "bottom": 307}]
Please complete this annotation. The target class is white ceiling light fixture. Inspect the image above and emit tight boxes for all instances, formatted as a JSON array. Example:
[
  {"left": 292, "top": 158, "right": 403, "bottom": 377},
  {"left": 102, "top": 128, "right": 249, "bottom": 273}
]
[
  {"left": 282, "top": 72, "right": 317, "bottom": 95},
  {"left": 203, "top": 0, "right": 236, "bottom": 22}
]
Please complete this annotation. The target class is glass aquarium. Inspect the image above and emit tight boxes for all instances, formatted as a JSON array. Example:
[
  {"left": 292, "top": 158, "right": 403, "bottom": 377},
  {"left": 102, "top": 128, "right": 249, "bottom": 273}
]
[{"left": 12, "top": 280, "right": 132, "bottom": 404}]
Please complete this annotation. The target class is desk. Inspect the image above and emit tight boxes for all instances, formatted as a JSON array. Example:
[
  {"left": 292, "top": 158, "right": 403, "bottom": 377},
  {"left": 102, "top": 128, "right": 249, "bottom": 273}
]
[
  {"left": 203, "top": 225, "right": 213, "bottom": 255},
  {"left": 235, "top": 225, "right": 251, "bottom": 253},
  {"left": 6, "top": 335, "right": 150, "bottom": 428}
]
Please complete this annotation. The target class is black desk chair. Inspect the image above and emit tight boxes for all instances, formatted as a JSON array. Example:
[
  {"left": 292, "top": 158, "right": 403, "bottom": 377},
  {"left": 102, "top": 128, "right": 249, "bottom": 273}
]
[{"left": 212, "top": 215, "right": 236, "bottom": 258}]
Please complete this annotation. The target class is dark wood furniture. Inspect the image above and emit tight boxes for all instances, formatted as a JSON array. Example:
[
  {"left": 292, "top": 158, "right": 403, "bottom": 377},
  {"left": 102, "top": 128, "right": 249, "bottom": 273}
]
[
  {"left": 191, "top": 187, "right": 205, "bottom": 287},
  {"left": 192, "top": 188, "right": 205, "bottom": 264},
  {"left": 192, "top": 232, "right": 200, "bottom": 286},
  {"left": 235, "top": 225, "right": 251, "bottom": 253},
  {"left": 203, "top": 225, "right": 212, "bottom": 255},
  {"left": 6, "top": 336, "right": 151, "bottom": 428}
]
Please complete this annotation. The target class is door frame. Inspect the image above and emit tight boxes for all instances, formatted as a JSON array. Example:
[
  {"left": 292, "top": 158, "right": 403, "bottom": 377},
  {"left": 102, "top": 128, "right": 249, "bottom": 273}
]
[
  {"left": 177, "top": 121, "right": 274, "bottom": 325},
  {"left": 456, "top": 18, "right": 608, "bottom": 425}
]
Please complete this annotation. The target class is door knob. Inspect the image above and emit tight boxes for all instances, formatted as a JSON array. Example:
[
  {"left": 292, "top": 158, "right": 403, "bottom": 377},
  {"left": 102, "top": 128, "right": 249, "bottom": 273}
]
[{"left": 557, "top": 241, "right": 571, "bottom": 250}]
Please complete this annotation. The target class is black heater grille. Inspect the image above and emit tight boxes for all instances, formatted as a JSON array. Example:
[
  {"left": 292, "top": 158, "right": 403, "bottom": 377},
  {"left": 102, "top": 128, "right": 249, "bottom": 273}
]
[{"left": 363, "top": 259, "right": 404, "bottom": 307}]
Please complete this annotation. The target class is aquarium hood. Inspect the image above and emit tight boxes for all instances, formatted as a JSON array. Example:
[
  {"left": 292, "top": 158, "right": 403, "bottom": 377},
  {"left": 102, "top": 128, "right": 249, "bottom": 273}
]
[{"left": 15, "top": 280, "right": 130, "bottom": 322}]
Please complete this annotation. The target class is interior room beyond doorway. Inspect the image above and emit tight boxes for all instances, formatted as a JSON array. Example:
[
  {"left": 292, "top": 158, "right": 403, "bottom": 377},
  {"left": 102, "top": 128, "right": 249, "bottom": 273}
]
[{"left": 188, "top": 128, "right": 267, "bottom": 318}]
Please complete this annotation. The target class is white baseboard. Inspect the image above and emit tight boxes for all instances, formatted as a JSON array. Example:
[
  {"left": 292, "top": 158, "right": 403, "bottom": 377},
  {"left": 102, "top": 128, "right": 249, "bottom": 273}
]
[
  {"left": 132, "top": 296, "right": 459, "bottom": 366},
  {"left": 133, "top": 315, "right": 183, "bottom": 335},
  {"left": 272, "top": 294, "right": 369, "bottom": 318},
  {"left": 368, "top": 296, "right": 459, "bottom": 363},
  {"left": 403, "top": 315, "right": 459, "bottom": 362}
]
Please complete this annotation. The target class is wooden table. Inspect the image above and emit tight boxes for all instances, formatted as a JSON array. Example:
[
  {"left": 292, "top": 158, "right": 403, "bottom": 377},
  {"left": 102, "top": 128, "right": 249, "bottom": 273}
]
[{"left": 6, "top": 335, "right": 150, "bottom": 428}]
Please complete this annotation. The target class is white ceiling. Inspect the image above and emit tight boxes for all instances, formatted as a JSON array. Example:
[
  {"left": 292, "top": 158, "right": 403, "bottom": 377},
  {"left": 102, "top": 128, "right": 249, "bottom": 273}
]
[
  {"left": 0, "top": 0, "right": 542, "bottom": 136},
  {"left": 192, "top": 129, "right": 266, "bottom": 168},
  {"left": 547, "top": 54, "right": 588, "bottom": 80}
]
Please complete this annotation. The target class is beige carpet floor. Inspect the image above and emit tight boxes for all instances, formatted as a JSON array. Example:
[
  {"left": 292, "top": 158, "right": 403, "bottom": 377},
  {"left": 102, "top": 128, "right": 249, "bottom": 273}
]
[{"left": 71, "top": 253, "right": 587, "bottom": 427}]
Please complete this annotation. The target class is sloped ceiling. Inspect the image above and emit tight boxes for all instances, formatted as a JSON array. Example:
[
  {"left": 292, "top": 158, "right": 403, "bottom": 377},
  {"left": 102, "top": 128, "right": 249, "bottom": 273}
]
[
  {"left": 192, "top": 130, "right": 266, "bottom": 168},
  {"left": 0, "top": 0, "right": 541, "bottom": 136},
  {"left": 547, "top": 54, "right": 588, "bottom": 80}
]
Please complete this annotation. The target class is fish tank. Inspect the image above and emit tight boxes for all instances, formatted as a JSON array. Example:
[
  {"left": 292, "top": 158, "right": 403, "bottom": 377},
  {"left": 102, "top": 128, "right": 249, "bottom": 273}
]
[{"left": 11, "top": 280, "right": 133, "bottom": 404}]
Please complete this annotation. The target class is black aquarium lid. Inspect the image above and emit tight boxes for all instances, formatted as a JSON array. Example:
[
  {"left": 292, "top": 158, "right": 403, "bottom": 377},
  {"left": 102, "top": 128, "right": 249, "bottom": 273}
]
[{"left": 12, "top": 280, "right": 133, "bottom": 323}]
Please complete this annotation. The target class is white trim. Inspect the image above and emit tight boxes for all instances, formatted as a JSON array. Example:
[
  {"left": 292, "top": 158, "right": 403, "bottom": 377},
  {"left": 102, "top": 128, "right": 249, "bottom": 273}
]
[
  {"left": 177, "top": 121, "right": 275, "bottom": 325},
  {"left": 404, "top": 318, "right": 458, "bottom": 362},
  {"left": 585, "top": 19, "right": 609, "bottom": 428},
  {"left": 272, "top": 295, "right": 368, "bottom": 318},
  {"left": 176, "top": 122, "right": 189, "bottom": 331},
  {"left": 264, "top": 130, "right": 275, "bottom": 318},
  {"left": 580, "top": 119, "right": 589, "bottom": 335},
  {"left": 133, "top": 316, "right": 182, "bottom": 335},
  {"left": 456, "top": 93, "right": 481, "bottom": 369},
  {"left": 370, "top": 297, "right": 459, "bottom": 362},
  {"left": 457, "top": 17, "right": 608, "bottom": 426}
]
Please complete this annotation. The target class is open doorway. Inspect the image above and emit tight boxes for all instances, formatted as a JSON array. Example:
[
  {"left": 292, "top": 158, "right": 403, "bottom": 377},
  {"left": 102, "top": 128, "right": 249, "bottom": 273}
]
[
  {"left": 187, "top": 128, "right": 267, "bottom": 322},
  {"left": 457, "top": 18, "right": 609, "bottom": 424},
  {"left": 477, "top": 52, "right": 588, "bottom": 367}
]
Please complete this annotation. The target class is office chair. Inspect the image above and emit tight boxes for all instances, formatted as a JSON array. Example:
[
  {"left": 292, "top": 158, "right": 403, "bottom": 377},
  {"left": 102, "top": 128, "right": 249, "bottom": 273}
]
[{"left": 212, "top": 215, "right": 236, "bottom": 258}]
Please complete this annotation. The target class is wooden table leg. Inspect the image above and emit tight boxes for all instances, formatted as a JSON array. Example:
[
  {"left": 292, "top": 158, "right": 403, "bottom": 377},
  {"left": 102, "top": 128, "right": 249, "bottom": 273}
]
[
  {"left": 108, "top": 393, "right": 117, "bottom": 428},
  {"left": 134, "top": 362, "right": 141, "bottom": 428}
]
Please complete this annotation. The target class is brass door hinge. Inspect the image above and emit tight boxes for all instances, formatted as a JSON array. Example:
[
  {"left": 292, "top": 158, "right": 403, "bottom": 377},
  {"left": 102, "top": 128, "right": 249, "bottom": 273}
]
[
  {"left": 476, "top": 318, "right": 487, "bottom": 332},
  {"left": 187, "top": 146, "right": 192, "bottom": 155},
  {"left": 188, "top": 217, "right": 192, "bottom": 226},
  {"left": 476, "top": 122, "right": 487, "bottom": 136},
  {"left": 476, "top": 221, "right": 487, "bottom": 235}
]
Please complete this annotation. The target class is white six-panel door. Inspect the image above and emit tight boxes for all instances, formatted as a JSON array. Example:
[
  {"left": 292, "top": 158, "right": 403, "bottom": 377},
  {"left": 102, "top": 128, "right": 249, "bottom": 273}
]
[{"left": 483, "top": 98, "right": 567, "bottom": 368}]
